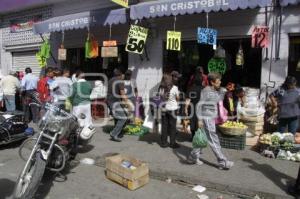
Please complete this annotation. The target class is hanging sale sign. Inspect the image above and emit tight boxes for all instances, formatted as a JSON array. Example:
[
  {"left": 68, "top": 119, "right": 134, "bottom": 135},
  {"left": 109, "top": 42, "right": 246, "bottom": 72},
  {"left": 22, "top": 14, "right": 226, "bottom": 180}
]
[
  {"left": 111, "top": 0, "right": 128, "bottom": 8},
  {"left": 197, "top": 28, "right": 217, "bottom": 47},
  {"left": 251, "top": 26, "right": 269, "bottom": 48},
  {"left": 101, "top": 47, "right": 118, "bottom": 57},
  {"left": 103, "top": 40, "right": 117, "bottom": 47},
  {"left": 166, "top": 31, "right": 181, "bottom": 51},
  {"left": 208, "top": 58, "right": 227, "bottom": 75},
  {"left": 126, "top": 25, "right": 149, "bottom": 54},
  {"left": 58, "top": 48, "right": 67, "bottom": 61}
]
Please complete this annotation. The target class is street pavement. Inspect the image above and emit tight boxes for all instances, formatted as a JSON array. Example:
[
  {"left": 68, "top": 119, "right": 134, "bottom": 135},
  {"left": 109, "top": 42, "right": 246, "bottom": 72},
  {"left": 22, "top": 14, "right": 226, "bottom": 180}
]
[
  {"left": 0, "top": 119, "right": 298, "bottom": 199},
  {"left": 0, "top": 141, "right": 237, "bottom": 199}
]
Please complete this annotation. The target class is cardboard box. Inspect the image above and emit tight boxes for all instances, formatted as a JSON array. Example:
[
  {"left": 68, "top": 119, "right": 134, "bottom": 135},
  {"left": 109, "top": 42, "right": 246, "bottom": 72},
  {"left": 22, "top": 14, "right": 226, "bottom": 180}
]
[
  {"left": 105, "top": 154, "right": 149, "bottom": 190},
  {"left": 246, "top": 135, "right": 259, "bottom": 146}
]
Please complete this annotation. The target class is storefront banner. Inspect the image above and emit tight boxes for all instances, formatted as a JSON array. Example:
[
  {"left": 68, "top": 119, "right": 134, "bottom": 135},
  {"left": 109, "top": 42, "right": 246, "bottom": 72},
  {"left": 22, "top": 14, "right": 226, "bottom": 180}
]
[
  {"left": 197, "top": 28, "right": 217, "bottom": 47},
  {"left": 208, "top": 58, "right": 226, "bottom": 74},
  {"left": 103, "top": 40, "right": 117, "bottom": 47},
  {"left": 130, "top": 0, "right": 273, "bottom": 20},
  {"left": 166, "top": 31, "right": 181, "bottom": 51},
  {"left": 111, "top": 0, "right": 129, "bottom": 8},
  {"left": 126, "top": 25, "right": 148, "bottom": 54},
  {"left": 10, "top": 15, "right": 42, "bottom": 33},
  {"left": 101, "top": 47, "right": 118, "bottom": 57},
  {"left": 251, "top": 26, "right": 269, "bottom": 48}
]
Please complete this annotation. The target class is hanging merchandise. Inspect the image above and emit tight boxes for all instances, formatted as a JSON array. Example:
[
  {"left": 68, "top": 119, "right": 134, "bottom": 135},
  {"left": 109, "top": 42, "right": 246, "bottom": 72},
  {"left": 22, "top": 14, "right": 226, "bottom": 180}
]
[
  {"left": 36, "top": 39, "right": 50, "bottom": 68},
  {"left": 126, "top": 25, "right": 148, "bottom": 54},
  {"left": 236, "top": 43, "right": 244, "bottom": 66},
  {"left": 251, "top": 25, "right": 269, "bottom": 48},
  {"left": 208, "top": 57, "right": 226, "bottom": 75},
  {"left": 214, "top": 45, "right": 226, "bottom": 58},
  {"left": 296, "top": 59, "right": 300, "bottom": 72},
  {"left": 85, "top": 34, "right": 99, "bottom": 59},
  {"left": 197, "top": 28, "right": 217, "bottom": 48}
]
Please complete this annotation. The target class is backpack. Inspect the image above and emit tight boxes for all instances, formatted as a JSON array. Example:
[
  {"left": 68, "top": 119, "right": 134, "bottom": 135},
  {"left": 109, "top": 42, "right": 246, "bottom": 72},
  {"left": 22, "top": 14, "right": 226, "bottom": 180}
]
[{"left": 37, "top": 77, "right": 50, "bottom": 103}]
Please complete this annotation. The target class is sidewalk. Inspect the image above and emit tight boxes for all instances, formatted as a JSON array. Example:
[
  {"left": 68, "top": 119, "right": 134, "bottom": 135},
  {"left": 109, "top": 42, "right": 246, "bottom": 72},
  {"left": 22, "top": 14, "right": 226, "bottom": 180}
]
[{"left": 77, "top": 121, "right": 298, "bottom": 199}]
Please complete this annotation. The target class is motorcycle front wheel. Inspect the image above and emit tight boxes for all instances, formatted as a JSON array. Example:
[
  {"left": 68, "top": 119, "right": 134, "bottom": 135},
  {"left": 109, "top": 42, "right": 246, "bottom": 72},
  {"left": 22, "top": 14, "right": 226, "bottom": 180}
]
[{"left": 13, "top": 152, "right": 46, "bottom": 199}]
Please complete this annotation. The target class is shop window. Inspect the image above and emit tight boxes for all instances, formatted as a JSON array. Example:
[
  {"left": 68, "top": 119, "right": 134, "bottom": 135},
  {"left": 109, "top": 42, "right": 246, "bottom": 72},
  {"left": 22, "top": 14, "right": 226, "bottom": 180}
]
[
  {"left": 62, "top": 45, "right": 128, "bottom": 80},
  {"left": 288, "top": 36, "right": 300, "bottom": 81},
  {"left": 163, "top": 38, "right": 262, "bottom": 92}
]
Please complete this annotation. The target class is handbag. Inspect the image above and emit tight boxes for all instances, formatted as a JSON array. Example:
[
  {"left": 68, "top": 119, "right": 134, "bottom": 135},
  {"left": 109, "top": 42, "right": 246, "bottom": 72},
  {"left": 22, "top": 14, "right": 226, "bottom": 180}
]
[{"left": 215, "top": 101, "right": 228, "bottom": 125}]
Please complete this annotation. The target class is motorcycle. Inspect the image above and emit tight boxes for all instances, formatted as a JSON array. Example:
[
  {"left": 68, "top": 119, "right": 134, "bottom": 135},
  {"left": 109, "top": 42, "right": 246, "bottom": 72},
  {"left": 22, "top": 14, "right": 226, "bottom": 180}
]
[
  {"left": 13, "top": 102, "right": 96, "bottom": 199},
  {"left": 0, "top": 111, "right": 33, "bottom": 146}
]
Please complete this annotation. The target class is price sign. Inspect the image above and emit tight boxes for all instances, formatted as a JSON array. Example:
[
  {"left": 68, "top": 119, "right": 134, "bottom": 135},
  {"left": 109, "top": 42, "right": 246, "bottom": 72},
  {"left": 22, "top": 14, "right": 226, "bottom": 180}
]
[
  {"left": 101, "top": 47, "right": 118, "bottom": 57},
  {"left": 58, "top": 48, "right": 67, "bottom": 60},
  {"left": 208, "top": 58, "right": 226, "bottom": 75},
  {"left": 111, "top": 0, "right": 128, "bottom": 8},
  {"left": 166, "top": 31, "right": 181, "bottom": 51},
  {"left": 252, "top": 26, "right": 269, "bottom": 48},
  {"left": 197, "top": 28, "right": 217, "bottom": 46},
  {"left": 103, "top": 40, "right": 117, "bottom": 47},
  {"left": 126, "top": 25, "right": 148, "bottom": 54}
]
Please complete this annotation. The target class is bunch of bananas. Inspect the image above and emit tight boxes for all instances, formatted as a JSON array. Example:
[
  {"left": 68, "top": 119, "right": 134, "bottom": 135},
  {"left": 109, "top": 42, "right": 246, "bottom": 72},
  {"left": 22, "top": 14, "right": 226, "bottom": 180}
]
[
  {"left": 124, "top": 125, "right": 142, "bottom": 135},
  {"left": 134, "top": 118, "right": 143, "bottom": 126},
  {"left": 221, "top": 121, "right": 247, "bottom": 129}
]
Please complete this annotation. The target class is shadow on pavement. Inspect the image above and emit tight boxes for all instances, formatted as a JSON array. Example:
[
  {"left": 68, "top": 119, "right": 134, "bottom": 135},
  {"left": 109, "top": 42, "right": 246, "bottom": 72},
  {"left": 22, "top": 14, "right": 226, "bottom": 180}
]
[
  {"left": 77, "top": 144, "right": 95, "bottom": 154},
  {"left": 242, "top": 158, "right": 295, "bottom": 194},
  {"left": 0, "top": 178, "right": 15, "bottom": 198},
  {"left": 35, "top": 160, "right": 80, "bottom": 199}
]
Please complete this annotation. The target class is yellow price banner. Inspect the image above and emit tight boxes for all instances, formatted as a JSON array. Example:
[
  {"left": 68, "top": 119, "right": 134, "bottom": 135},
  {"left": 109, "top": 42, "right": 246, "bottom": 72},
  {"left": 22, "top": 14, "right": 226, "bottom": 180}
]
[
  {"left": 111, "top": 0, "right": 129, "bottom": 8},
  {"left": 126, "top": 25, "right": 148, "bottom": 54},
  {"left": 166, "top": 31, "right": 181, "bottom": 51}
]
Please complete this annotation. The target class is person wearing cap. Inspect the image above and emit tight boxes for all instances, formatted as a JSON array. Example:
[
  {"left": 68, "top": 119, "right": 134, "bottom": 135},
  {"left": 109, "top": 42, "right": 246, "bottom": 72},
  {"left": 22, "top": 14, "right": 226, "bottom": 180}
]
[
  {"left": 107, "top": 68, "right": 131, "bottom": 142},
  {"left": 1, "top": 71, "right": 20, "bottom": 112},
  {"left": 21, "top": 67, "right": 39, "bottom": 122},
  {"left": 159, "top": 71, "right": 181, "bottom": 148}
]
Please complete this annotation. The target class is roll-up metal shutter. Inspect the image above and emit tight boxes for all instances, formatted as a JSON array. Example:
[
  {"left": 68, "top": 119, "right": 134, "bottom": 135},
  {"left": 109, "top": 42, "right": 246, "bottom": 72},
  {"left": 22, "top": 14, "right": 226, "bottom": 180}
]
[{"left": 12, "top": 51, "right": 40, "bottom": 77}]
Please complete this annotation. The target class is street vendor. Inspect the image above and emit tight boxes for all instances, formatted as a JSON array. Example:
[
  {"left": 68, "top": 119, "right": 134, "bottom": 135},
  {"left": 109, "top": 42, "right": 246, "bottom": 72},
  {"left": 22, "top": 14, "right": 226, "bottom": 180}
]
[
  {"left": 223, "top": 83, "right": 245, "bottom": 120},
  {"left": 270, "top": 76, "right": 300, "bottom": 134}
]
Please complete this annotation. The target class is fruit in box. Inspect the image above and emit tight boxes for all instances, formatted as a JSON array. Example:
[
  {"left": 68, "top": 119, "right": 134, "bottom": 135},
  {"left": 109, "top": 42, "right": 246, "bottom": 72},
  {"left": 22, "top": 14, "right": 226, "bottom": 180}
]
[{"left": 220, "top": 121, "right": 247, "bottom": 129}]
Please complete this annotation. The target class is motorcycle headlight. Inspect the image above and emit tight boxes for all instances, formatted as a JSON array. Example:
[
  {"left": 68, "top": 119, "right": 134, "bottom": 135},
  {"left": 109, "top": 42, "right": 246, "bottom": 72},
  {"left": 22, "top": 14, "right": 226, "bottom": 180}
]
[{"left": 48, "top": 121, "right": 61, "bottom": 133}]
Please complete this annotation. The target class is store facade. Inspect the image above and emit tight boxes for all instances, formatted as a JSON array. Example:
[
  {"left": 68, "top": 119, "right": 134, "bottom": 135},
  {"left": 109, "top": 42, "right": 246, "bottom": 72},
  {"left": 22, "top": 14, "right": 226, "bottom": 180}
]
[{"left": 127, "top": 0, "right": 300, "bottom": 101}]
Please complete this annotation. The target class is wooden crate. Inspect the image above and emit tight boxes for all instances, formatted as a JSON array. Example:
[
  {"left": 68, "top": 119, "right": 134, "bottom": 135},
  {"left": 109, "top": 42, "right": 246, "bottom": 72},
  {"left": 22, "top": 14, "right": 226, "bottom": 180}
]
[
  {"left": 105, "top": 154, "right": 149, "bottom": 190},
  {"left": 246, "top": 136, "right": 259, "bottom": 146},
  {"left": 239, "top": 115, "right": 264, "bottom": 122}
]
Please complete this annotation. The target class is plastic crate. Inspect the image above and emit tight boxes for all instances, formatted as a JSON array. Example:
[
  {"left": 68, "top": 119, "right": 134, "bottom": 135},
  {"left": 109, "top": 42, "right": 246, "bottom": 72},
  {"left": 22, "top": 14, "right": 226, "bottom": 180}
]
[{"left": 218, "top": 132, "right": 246, "bottom": 150}]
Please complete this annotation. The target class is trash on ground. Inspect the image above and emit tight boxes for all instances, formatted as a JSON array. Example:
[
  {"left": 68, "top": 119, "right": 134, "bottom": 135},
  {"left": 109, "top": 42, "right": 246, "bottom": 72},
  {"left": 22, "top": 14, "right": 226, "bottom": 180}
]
[
  {"left": 193, "top": 185, "right": 207, "bottom": 193},
  {"left": 166, "top": 177, "right": 172, "bottom": 183},
  {"left": 80, "top": 158, "right": 95, "bottom": 165},
  {"left": 197, "top": 194, "right": 209, "bottom": 199}
]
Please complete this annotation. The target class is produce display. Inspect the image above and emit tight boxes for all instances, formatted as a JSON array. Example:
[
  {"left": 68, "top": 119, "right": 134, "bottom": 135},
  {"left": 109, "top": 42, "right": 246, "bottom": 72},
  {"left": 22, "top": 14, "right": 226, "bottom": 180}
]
[
  {"left": 259, "top": 132, "right": 299, "bottom": 162},
  {"left": 123, "top": 118, "right": 149, "bottom": 136},
  {"left": 220, "top": 121, "right": 247, "bottom": 129}
]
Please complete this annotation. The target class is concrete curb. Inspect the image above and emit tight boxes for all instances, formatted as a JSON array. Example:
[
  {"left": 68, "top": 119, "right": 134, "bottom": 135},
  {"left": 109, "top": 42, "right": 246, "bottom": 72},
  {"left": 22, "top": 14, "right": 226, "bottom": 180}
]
[{"left": 78, "top": 153, "right": 294, "bottom": 199}]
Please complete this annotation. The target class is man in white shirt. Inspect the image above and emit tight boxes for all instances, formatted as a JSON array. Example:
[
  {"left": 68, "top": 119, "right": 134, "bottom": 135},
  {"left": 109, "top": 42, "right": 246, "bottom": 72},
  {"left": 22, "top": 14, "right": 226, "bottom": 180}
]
[
  {"left": 50, "top": 69, "right": 73, "bottom": 110},
  {"left": 21, "top": 67, "right": 39, "bottom": 122},
  {"left": 1, "top": 71, "right": 20, "bottom": 112}
]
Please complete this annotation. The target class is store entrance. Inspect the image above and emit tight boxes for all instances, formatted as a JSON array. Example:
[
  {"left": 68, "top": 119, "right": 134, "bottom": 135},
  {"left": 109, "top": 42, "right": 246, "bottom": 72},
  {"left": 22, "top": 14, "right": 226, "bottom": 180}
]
[
  {"left": 288, "top": 36, "right": 300, "bottom": 82},
  {"left": 62, "top": 45, "right": 128, "bottom": 80},
  {"left": 163, "top": 38, "right": 262, "bottom": 92}
]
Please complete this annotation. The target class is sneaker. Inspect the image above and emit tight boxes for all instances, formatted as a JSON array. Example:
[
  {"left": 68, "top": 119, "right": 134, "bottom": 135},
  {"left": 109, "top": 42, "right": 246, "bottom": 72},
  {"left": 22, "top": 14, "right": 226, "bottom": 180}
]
[
  {"left": 195, "top": 159, "right": 204, "bottom": 166},
  {"left": 218, "top": 160, "right": 234, "bottom": 170},
  {"left": 110, "top": 136, "right": 122, "bottom": 142},
  {"left": 160, "top": 143, "right": 169, "bottom": 148},
  {"left": 170, "top": 143, "right": 180, "bottom": 149}
]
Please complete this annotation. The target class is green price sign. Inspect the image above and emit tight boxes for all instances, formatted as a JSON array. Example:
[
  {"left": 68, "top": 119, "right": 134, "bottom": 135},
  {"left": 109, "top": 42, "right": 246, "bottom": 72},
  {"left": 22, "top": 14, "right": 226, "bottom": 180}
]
[{"left": 208, "top": 58, "right": 227, "bottom": 75}]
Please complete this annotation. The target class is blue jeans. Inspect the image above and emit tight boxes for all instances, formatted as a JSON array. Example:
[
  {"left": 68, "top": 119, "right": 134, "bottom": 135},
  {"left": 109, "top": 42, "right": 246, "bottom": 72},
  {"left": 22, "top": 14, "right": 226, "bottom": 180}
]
[
  {"left": 109, "top": 102, "right": 128, "bottom": 138},
  {"left": 278, "top": 117, "right": 299, "bottom": 134},
  {"left": 4, "top": 95, "right": 16, "bottom": 112}
]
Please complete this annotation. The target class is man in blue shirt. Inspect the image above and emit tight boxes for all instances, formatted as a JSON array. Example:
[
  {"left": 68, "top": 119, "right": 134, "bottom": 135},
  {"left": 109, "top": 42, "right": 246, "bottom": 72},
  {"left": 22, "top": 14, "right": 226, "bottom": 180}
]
[{"left": 21, "top": 67, "right": 39, "bottom": 123}]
